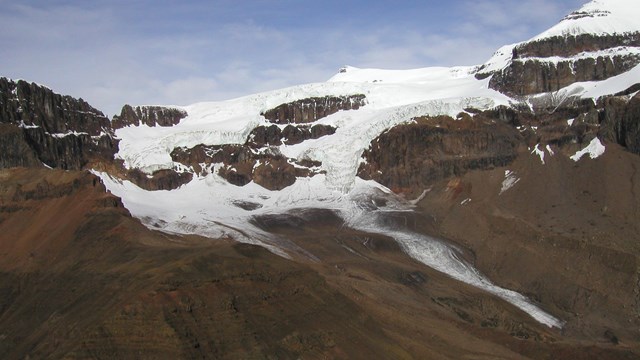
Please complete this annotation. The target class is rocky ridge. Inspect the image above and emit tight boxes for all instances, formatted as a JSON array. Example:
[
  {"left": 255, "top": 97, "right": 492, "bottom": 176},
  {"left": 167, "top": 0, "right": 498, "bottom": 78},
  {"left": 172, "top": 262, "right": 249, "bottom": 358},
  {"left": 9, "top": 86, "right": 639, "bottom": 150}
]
[
  {"left": 261, "top": 94, "right": 366, "bottom": 124},
  {"left": 0, "top": 78, "right": 117, "bottom": 170},
  {"left": 112, "top": 104, "right": 187, "bottom": 128}
]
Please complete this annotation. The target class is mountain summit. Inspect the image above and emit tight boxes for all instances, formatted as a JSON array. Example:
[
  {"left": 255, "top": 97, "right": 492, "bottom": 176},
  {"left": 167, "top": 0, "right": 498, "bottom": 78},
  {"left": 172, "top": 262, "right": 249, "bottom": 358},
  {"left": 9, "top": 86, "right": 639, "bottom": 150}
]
[{"left": 1, "top": 1, "right": 639, "bottom": 358}]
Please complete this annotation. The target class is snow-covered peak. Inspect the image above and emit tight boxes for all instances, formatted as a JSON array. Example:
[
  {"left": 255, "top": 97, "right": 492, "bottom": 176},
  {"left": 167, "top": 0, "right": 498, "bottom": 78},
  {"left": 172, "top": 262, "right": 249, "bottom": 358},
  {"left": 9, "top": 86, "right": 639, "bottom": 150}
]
[
  {"left": 530, "top": 0, "right": 640, "bottom": 41},
  {"left": 474, "top": 44, "right": 519, "bottom": 75}
]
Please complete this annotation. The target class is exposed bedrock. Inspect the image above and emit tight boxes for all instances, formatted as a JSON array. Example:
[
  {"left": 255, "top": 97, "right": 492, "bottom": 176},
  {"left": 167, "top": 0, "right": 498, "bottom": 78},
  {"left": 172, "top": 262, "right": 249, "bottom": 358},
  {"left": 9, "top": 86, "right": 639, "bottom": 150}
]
[
  {"left": 478, "top": 33, "right": 640, "bottom": 96},
  {"left": 124, "top": 168, "right": 193, "bottom": 191},
  {"left": 358, "top": 115, "right": 521, "bottom": 196},
  {"left": 0, "top": 124, "right": 42, "bottom": 168},
  {"left": 112, "top": 104, "right": 187, "bottom": 128},
  {"left": 247, "top": 124, "right": 336, "bottom": 147},
  {"left": 171, "top": 144, "right": 320, "bottom": 190},
  {"left": 261, "top": 95, "right": 366, "bottom": 124},
  {"left": 477, "top": 92, "right": 640, "bottom": 157},
  {"left": 489, "top": 55, "right": 639, "bottom": 96},
  {"left": 597, "top": 93, "right": 640, "bottom": 155},
  {"left": 0, "top": 78, "right": 117, "bottom": 170},
  {"left": 516, "top": 33, "right": 640, "bottom": 59},
  {"left": 0, "top": 78, "right": 110, "bottom": 134}
]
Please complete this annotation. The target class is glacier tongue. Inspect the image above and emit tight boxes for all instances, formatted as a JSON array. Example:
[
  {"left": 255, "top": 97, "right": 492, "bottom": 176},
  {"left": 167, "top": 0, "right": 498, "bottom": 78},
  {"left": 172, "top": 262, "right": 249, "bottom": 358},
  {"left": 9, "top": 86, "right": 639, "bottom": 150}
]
[{"left": 340, "top": 185, "right": 564, "bottom": 329}]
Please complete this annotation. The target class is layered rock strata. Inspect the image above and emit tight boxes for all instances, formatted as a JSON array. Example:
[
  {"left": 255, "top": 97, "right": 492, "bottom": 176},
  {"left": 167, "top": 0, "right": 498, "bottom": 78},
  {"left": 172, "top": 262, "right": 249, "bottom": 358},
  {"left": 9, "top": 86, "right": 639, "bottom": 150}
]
[
  {"left": 0, "top": 78, "right": 117, "bottom": 169},
  {"left": 261, "top": 95, "right": 366, "bottom": 124}
]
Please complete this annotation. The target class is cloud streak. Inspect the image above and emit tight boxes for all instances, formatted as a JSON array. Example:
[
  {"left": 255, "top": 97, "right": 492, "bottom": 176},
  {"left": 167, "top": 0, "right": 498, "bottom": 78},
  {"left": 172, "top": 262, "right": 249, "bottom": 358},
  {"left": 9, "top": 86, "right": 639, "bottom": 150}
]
[{"left": 0, "top": 0, "right": 586, "bottom": 116}]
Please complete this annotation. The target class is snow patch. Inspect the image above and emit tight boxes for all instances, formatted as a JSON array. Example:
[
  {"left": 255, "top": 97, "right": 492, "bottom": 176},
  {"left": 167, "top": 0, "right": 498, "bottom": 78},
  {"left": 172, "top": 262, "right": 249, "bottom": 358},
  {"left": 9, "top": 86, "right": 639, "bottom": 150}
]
[
  {"left": 409, "top": 189, "right": 429, "bottom": 205},
  {"left": 571, "top": 137, "right": 606, "bottom": 161},
  {"left": 500, "top": 170, "right": 520, "bottom": 195},
  {"left": 48, "top": 131, "right": 89, "bottom": 138},
  {"left": 17, "top": 120, "right": 39, "bottom": 129},
  {"left": 531, "top": 144, "right": 546, "bottom": 164},
  {"left": 546, "top": 144, "right": 555, "bottom": 156}
]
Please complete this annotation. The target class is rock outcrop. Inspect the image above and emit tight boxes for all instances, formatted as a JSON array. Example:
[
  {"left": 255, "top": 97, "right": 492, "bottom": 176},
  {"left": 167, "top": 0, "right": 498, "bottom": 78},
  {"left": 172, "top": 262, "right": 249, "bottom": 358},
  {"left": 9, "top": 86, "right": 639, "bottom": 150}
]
[
  {"left": 479, "top": 33, "right": 640, "bottom": 96},
  {"left": 124, "top": 168, "right": 193, "bottom": 191},
  {"left": 171, "top": 144, "right": 320, "bottom": 191},
  {"left": 489, "top": 53, "right": 639, "bottom": 96},
  {"left": 515, "top": 33, "right": 640, "bottom": 59},
  {"left": 0, "top": 124, "right": 42, "bottom": 168},
  {"left": 597, "top": 92, "right": 640, "bottom": 154},
  {"left": 111, "top": 105, "right": 187, "bottom": 128},
  {"left": 358, "top": 115, "right": 521, "bottom": 196},
  {"left": 0, "top": 78, "right": 117, "bottom": 169},
  {"left": 262, "top": 95, "right": 366, "bottom": 124},
  {"left": 247, "top": 124, "right": 336, "bottom": 147}
]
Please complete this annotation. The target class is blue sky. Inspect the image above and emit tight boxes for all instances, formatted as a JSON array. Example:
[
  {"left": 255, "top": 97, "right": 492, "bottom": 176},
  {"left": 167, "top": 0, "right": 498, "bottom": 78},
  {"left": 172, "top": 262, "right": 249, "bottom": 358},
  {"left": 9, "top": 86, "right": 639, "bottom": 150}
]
[{"left": 0, "top": 0, "right": 585, "bottom": 116}]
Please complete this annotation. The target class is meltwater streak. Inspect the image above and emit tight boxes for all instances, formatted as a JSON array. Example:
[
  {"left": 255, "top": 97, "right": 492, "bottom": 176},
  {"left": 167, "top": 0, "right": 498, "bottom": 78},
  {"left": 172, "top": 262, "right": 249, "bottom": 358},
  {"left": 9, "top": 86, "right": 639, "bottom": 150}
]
[{"left": 341, "top": 205, "right": 565, "bottom": 329}]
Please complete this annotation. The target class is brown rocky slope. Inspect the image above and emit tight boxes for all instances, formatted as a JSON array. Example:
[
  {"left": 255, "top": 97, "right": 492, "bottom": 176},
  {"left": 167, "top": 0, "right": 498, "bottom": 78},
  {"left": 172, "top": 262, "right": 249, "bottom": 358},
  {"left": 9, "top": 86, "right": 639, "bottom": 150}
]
[{"left": 2, "top": 168, "right": 637, "bottom": 359}]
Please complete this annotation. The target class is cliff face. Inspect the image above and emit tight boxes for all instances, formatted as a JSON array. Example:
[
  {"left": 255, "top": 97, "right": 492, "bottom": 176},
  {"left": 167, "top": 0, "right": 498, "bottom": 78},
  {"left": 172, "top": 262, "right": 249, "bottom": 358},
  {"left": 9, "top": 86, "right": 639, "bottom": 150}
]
[
  {"left": 514, "top": 33, "right": 640, "bottom": 58},
  {"left": 247, "top": 124, "right": 336, "bottom": 147},
  {"left": 261, "top": 95, "right": 366, "bottom": 124},
  {"left": 598, "top": 93, "right": 640, "bottom": 154},
  {"left": 0, "top": 78, "right": 117, "bottom": 169},
  {"left": 171, "top": 144, "right": 320, "bottom": 191},
  {"left": 358, "top": 89, "right": 640, "bottom": 197},
  {"left": 358, "top": 115, "right": 521, "bottom": 195},
  {"left": 489, "top": 54, "right": 638, "bottom": 96},
  {"left": 479, "top": 33, "right": 640, "bottom": 96},
  {"left": 112, "top": 105, "right": 187, "bottom": 128}
]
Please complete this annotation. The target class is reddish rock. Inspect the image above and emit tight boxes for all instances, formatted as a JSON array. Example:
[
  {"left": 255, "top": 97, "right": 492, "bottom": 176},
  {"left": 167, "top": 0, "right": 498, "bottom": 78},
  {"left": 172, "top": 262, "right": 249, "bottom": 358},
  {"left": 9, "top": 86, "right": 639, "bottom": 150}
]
[
  {"left": 358, "top": 116, "right": 521, "bottom": 196},
  {"left": 125, "top": 168, "right": 193, "bottom": 191},
  {"left": 247, "top": 125, "right": 283, "bottom": 147},
  {"left": 253, "top": 158, "right": 297, "bottom": 191}
]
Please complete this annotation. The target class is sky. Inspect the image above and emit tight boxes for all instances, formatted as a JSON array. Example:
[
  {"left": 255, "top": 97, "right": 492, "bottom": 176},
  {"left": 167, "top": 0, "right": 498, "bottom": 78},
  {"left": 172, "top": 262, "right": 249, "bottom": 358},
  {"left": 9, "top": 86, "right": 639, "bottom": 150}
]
[{"left": 0, "top": 0, "right": 586, "bottom": 116}]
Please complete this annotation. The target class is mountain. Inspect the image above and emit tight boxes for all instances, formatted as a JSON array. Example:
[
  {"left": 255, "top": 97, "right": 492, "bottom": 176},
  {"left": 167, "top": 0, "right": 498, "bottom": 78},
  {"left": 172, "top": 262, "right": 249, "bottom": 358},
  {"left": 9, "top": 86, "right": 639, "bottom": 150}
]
[{"left": 1, "top": 0, "right": 639, "bottom": 358}]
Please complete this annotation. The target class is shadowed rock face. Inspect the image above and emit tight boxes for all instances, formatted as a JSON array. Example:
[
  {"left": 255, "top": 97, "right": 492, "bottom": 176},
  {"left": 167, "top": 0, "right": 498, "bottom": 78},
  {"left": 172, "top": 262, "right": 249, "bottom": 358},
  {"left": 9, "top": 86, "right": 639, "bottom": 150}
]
[
  {"left": 357, "top": 90, "right": 640, "bottom": 199},
  {"left": 516, "top": 33, "right": 640, "bottom": 58},
  {"left": 124, "top": 168, "right": 193, "bottom": 191},
  {"left": 247, "top": 124, "right": 336, "bottom": 147},
  {"left": 0, "top": 124, "right": 41, "bottom": 168},
  {"left": 0, "top": 78, "right": 110, "bottom": 135},
  {"left": 262, "top": 95, "right": 366, "bottom": 124},
  {"left": 112, "top": 105, "right": 187, "bottom": 128},
  {"left": 479, "top": 33, "right": 640, "bottom": 96},
  {"left": 358, "top": 115, "right": 521, "bottom": 196},
  {"left": 0, "top": 78, "right": 117, "bottom": 170},
  {"left": 598, "top": 93, "right": 640, "bottom": 154}
]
